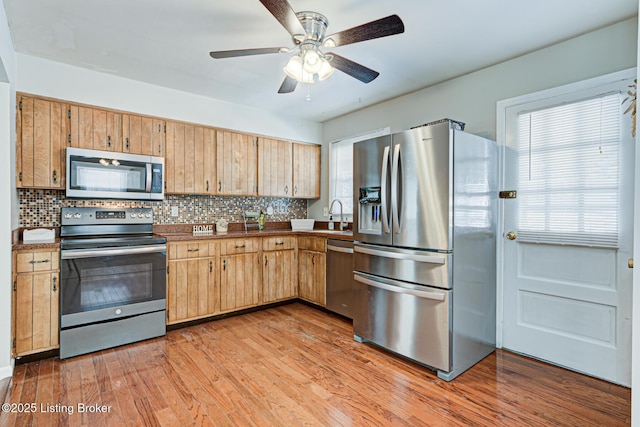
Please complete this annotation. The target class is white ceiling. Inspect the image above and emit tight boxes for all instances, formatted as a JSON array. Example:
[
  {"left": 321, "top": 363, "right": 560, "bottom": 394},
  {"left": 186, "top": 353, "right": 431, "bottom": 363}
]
[{"left": 3, "top": 0, "right": 638, "bottom": 122}]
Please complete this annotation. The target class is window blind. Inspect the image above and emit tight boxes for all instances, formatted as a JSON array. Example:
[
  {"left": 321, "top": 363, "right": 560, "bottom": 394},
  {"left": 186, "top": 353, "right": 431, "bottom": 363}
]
[{"left": 516, "top": 93, "right": 621, "bottom": 248}]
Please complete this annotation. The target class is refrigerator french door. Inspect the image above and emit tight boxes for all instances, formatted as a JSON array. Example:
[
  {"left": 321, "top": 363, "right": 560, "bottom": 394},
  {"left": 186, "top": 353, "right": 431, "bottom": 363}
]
[
  {"left": 352, "top": 120, "right": 497, "bottom": 381},
  {"left": 353, "top": 122, "right": 453, "bottom": 250}
]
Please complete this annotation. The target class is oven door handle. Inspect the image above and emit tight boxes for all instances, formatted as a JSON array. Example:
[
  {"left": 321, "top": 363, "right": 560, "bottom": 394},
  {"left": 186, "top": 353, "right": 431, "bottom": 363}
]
[{"left": 61, "top": 244, "right": 167, "bottom": 259}]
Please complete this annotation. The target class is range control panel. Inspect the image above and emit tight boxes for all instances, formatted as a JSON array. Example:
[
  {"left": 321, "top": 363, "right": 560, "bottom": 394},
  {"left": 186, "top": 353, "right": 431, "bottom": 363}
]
[{"left": 61, "top": 207, "right": 154, "bottom": 226}]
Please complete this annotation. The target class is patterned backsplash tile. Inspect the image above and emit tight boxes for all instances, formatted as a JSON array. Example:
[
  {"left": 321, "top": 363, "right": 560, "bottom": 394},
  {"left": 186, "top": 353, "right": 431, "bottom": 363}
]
[{"left": 18, "top": 189, "right": 308, "bottom": 228}]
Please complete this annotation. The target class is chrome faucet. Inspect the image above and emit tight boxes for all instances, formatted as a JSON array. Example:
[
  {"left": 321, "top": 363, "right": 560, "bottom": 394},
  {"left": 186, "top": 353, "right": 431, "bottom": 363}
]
[{"left": 329, "top": 199, "right": 348, "bottom": 231}]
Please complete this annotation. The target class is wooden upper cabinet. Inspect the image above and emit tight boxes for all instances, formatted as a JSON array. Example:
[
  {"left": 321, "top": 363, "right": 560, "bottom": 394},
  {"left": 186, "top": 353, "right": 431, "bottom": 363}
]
[
  {"left": 122, "top": 114, "right": 164, "bottom": 156},
  {"left": 165, "top": 121, "right": 215, "bottom": 194},
  {"left": 293, "top": 143, "right": 321, "bottom": 198},
  {"left": 258, "top": 137, "right": 293, "bottom": 197},
  {"left": 69, "top": 105, "right": 122, "bottom": 152},
  {"left": 216, "top": 130, "right": 257, "bottom": 196},
  {"left": 16, "top": 96, "right": 68, "bottom": 189}
]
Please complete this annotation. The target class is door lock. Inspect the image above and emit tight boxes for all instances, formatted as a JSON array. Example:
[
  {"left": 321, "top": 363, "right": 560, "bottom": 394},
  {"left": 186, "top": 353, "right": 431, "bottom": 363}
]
[
  {"left": 629, "top": 258, "right": 634, "bottom": 269},
  {"left": 506, "top": 231, "right": 517, "bottom": 240}
]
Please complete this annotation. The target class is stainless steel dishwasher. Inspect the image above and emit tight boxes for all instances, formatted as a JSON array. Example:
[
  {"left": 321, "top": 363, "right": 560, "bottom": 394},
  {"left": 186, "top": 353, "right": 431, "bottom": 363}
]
[{"left": 326, "top": 239, "right": 354, "bottom": 319}]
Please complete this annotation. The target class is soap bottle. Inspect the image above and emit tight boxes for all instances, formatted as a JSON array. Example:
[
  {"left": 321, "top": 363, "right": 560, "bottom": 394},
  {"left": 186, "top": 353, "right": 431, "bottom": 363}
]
[
  {"left": 259, "top": 211, "right": 265, "bottom": 231},
  {"left": 328, "top": 215, "right": 334, "bottom": 230}
]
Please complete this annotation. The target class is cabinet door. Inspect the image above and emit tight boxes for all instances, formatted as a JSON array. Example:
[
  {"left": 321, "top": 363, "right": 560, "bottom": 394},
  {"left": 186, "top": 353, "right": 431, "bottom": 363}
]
[
  {"left": 194, "top": 126, "right": 216, "bottom": 194},
  {"left": 263, "top": 250, "right": 297, "bottom": 303},
  {"left": 220, "top": 253, "right": 261, "bottom": 311},
  {"left": 122, "top": 114, "right": 143, "bottom": 154},
  {"left": 298, "top": 250, "right": 326, "bottom": 306},
  {"left": 17, "top": 96, "right": 67, "bottom": 189},
  {"left": 293, "top": 143, "right": 321, "bottom": 198},
  {"left": 258, "top": 137, "right": 293, "bottom": 197},
  {"left": 14, "top": 272, "right": 59, "bottom": 356},
  {"left": 217, "top": 130, "right": 257, "bottom": 195},
  {"left": 167, "top": 258, "right": 217, "bottom": 324},
  {"left": 165, "top": 122, "right": 215, "bottom": 195},
  {"left": 166, "top": 121, "right": 186, "bottom": 193}
]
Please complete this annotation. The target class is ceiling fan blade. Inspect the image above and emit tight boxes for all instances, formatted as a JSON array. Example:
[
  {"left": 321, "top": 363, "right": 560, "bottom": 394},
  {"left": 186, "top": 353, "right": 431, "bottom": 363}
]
[
  {"left": 259, "top": 0, "right": 305, "bottom": 37},
  {"left": 210, "top": 47, "right": 287, "bottom": 59},
  {"left": 327, "top": 53, "right": 379, "bottom": 83},
  {"left": 324, "top": 15, "right": 404, "bottom": 47},
  {"left": 278, "top": 75, "right": 298, "bottom": 93}
]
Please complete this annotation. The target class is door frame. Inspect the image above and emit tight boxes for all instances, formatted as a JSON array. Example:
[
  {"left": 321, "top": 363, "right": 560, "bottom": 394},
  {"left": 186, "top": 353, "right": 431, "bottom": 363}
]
[{"left": 495, "top": 67, "right": 637, "bottom": 349}]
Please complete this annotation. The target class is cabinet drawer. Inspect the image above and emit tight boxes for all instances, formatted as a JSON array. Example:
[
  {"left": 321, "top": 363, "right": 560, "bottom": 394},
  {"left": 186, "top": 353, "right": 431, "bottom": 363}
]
[
  {"left": 298, "top": 236, "right": 326, "bottom": 252},
  {"left": 220, "top": 238, "right": 259, "bottom": 255},
  {"left": 169, "top": 241, "right": 216, "bottom": 259},
  {"left": 15, "top": 250, "right": 60, "bottom": 273},
  {"left": 262, "top": 236, "right": 296, "bottom": 251}
]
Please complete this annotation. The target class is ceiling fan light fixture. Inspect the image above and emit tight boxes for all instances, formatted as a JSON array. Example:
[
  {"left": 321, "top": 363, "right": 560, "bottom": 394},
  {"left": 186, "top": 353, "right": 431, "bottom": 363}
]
[
  {"left": 283, "top": 55, "right": 314, "bottom": 83},
  {"left": 317, "top": 58, "right": 335, "bottom": 81},
  {"left": 302, "top": 50, "right": 322, "bottom": 73}
]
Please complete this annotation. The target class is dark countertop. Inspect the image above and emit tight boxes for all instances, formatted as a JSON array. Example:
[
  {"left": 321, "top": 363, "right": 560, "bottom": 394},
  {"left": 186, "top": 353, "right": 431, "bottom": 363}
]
[
  {"left": 11, "top": 229, "right": 353, "bottom": 250},
  {"left": 157, "top": 229, "right": 353, "bottom": 242}
]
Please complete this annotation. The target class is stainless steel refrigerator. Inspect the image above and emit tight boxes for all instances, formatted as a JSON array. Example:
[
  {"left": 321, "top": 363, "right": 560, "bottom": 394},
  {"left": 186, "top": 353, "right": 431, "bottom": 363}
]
[{"left": 352, "top": 119, "right": 497, "bottom": 381}]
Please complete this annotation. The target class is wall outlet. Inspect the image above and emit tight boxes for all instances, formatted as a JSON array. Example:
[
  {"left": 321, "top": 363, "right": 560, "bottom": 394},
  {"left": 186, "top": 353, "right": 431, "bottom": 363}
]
[
  {"left": 323, "top": 207, "right": 329, "bottom": 217},
  {"left": 171, "top": 206, "right": 179, "bottom": 217}
]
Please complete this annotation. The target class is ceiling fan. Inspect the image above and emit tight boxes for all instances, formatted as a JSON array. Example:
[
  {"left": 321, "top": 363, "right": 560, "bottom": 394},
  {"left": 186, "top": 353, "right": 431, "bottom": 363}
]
[{"left": 209, "top": 0, "right": 405, "bottom": 94}]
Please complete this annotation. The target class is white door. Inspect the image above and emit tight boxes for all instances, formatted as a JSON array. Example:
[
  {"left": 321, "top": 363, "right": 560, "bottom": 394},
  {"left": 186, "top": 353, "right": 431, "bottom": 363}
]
[{"left": 500, "top": 72, "right": 635, "bottom": 386}]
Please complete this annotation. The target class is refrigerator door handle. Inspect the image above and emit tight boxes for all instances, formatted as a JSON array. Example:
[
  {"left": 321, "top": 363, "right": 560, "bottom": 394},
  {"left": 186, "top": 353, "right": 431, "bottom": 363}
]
[
  {"left": 354, "top": 273, "right": 446, "bottom": 301},
  {"left": 381, "top": 145, "right": 391, "bottom": 234},
  {"left": 354, "top": 245, "right": 446, "bottom": 264},
  {"left": 391, "top": 143, "right": 401, "bottom": 233}
]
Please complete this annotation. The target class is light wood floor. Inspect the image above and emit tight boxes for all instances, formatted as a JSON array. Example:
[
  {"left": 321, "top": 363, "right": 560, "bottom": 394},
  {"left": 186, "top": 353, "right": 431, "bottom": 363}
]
[{"left": 1, "top": 302, "right": 631, "bottom": 426}]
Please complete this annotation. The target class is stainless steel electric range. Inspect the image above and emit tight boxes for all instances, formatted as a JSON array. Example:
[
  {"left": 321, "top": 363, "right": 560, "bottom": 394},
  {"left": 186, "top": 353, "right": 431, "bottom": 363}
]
[{"left": 59, "top": 207, "right": 166, "bottom": 359}]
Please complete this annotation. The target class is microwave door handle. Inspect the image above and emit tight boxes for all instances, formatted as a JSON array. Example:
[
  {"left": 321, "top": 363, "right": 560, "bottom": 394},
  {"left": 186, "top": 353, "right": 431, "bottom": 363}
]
[
  {"left": 380, "top": 145, "right": 391, "bottom": 234},
  {"left": 391, "top": 143, "right": 401, "bottom": 234},
  {"left": 145, "top": 163, "right": 152, "bottom": 192}
]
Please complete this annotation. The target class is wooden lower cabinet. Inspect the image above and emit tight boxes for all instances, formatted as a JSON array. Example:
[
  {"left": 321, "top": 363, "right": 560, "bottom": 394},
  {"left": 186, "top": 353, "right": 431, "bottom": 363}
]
[
  {"left": 12, "top": 249, "right": 60, "bottom": 357},
  {"left": 167, "top": 241, "right": 219, "bottom": 324},
  {"left": 298, "top": 250, "right": 326, "bottom": 307},
  {"left": 220, "top": 253, "right": 261, "bottom": 311},
  {"left": 262, "top": 236, "right": 297, "bottom": 303}
]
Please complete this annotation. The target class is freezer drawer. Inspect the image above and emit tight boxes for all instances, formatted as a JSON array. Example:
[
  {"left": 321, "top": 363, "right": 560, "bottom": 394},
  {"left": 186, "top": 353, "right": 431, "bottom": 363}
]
[
  {"left": 354, "top": 243, "right": 452, "bottom": 289},
  {"left": 353, "top": 272, "right": 451, "bottom": 372}
]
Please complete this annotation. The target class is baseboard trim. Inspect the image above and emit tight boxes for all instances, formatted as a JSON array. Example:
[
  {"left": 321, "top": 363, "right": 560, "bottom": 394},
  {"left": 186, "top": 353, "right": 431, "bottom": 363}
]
[{"left": 0, "top": 365, "right": 13, "bottom": 380}]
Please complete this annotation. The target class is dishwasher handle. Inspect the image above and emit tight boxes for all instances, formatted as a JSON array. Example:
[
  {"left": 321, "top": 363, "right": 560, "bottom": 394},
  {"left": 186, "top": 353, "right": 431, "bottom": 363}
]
[
  {"left": 354, "top": 274, "right": 445, "bottom": 301},
  {"left": 327, "top": 244, "right": 354, "bottom": 254}
]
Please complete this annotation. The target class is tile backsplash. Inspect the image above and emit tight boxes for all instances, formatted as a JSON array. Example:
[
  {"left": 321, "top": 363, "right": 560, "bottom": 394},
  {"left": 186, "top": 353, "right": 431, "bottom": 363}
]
[{"left": 19, "top": 189, "right": 307, "bottom": 228}]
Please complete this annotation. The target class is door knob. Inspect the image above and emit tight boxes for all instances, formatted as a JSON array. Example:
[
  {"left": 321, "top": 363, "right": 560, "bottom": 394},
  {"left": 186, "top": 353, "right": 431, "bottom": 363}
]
[
  {"left": 629, "top": 258, "right": 634, "bottom": 269},
  {"left": 506, "top": 231, "right": 517, "bottom": 240}
]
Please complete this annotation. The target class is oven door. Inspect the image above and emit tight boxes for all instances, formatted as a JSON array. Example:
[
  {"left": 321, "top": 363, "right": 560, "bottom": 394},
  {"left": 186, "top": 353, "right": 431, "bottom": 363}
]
[{"left": 60, "top": 244, "right": 166, "bottom": 328}]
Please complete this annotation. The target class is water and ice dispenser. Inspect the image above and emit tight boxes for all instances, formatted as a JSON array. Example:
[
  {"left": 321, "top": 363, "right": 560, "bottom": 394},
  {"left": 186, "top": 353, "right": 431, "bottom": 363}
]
[{"left": 358, "top": 187, "right": 383, "bottom": 234}]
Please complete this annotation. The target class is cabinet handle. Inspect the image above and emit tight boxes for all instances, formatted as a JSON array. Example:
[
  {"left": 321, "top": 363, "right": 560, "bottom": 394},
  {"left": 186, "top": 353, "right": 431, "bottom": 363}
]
[
  {"left": 158, "top": 144, "right": 162, "bottom": 154},
  {"left": 126, "top": 137, "right": 130, "bottom": 150},
  {"left": 285, "top": 185, "right": 288, "bottom": 194},
  {"left": 294, "top": 185, "right": 298, "bottom": 195},
  {"left": 218, "top": 181, "right": 222, "bottom": 192},
  {"left": 312, "top": 255, "right": 315, "bottom": 265},
  {"left": 158, "top": 124, "right": 162, "bottom": 132},
  {"left": 107, "top": 135, "right": 111, "bottom": 148},
  {"left": 264, "top": 255, "right": 268, "bottom": 266},
  {"left": 52, "top": 170, "right": 57, "bottom": 184},
  {"left": 187, "top": 248, "right": 199, "bottom": 253},
  {"left": 275, "top": 241, "right": 284, "bottom": 246},
  {"left": 52, "top": 276, "right": 57, "bottom": 292},
  {"left": 206, "top": 180, "right": 209, "bottom": 192},
  {"left": 29, "top": 259, "right": 50, "bottom": 265},
  {"left": 223, "top": 259, "right": 226, "bottom": 270},
  {"left": 235, "top": 244, "right": 245, "bottom": 249},
  {"left": 209, "top": 261, "right": 213, "bottom": 273}
]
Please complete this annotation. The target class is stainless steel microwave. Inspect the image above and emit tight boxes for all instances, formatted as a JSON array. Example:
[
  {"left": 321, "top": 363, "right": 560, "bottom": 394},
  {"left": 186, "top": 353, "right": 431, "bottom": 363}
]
[{"left": 66, "top": 147, "right": 164, "bottom": 200}]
